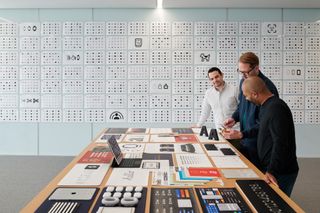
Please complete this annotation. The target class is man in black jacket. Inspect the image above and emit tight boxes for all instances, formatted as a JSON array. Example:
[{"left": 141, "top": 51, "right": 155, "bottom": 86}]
[
  {"left": 241, "top": 76, "right": 299, "bottom": 196},
  {"left": 222, "top": 52, "right": 278, "bottom": 167}
]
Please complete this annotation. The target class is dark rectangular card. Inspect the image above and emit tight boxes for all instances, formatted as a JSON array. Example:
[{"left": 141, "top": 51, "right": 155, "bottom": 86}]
[
  {"left": 236, "top": 180, "right": 295, "bottom": 213},
  {"left": 220, "top": 148, "right": 236, "bottom": 155}
]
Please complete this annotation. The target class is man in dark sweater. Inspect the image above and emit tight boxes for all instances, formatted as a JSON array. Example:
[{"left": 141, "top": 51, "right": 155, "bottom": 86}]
[
  {"left": 222, "top": 52, "right": 279, "bottom": 167},
  {"left": 241, "top": 76, "right": 299, "bottom": 196}
]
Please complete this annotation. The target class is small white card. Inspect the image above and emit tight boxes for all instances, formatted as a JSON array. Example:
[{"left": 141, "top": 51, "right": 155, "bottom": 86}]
[{"left": 177, "top": 199, "right": 192, "bottom": 208}]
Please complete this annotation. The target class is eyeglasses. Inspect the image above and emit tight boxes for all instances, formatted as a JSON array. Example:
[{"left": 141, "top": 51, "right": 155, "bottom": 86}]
[{"left": 237, "top": 66, "right": 256, "bottom": 75}]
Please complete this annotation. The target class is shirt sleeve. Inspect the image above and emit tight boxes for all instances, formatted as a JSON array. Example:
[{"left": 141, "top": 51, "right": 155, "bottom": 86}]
[
  {"left": 234, "top": 84, "right": 240, "bottom": 105},
  {"left": 232, "top": 84, "right": 242, "bottom": 122},
  {"left": 197, "top": 93, "right": 212, "bottom": 127}
]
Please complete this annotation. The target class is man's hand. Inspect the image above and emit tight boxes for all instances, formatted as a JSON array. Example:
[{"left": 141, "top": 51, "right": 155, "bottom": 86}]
[
  {"left": 224, "top": 118, "right": 236, "bottom": 128},
  {"left": 264, "top": 172, "right": 279, "bottom": 187},
  {"left": 221, "top": 129, "right": 243, "bottom": 139}
]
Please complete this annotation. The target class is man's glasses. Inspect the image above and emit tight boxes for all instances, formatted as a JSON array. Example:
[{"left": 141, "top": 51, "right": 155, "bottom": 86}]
[{"left": 237, "top": 66, "right": 256, "bottom": 75}]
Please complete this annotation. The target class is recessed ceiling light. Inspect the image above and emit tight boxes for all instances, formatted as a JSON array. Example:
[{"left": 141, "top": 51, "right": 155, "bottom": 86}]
[{"left": 157, "top": 0, "right": 163, "bottom": 9}]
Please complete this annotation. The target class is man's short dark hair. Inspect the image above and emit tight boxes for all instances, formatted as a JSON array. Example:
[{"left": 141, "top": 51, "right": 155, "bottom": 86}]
[{"left": 208, "top": 67, "right": 222, "bottom": 75}]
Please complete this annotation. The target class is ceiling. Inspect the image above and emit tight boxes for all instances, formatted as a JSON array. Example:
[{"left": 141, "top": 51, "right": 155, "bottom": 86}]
[
  {"left": 164, "top": 0, "right": 320, "bottom": 9},
  {"left": 0, "top": 0, "right": 320, "bottom": 8}
]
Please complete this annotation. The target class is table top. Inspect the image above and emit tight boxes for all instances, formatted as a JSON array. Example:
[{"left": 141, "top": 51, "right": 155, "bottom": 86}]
[{"left": 21, "top": 127, "right": 305, "bottom": 213}]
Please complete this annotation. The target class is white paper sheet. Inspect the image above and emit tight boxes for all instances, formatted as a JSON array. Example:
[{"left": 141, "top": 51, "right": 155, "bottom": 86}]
[
  {"left": 140, "top": 160, "right": 170, "bottom": 170},
  {"left": 106, "top": 168, "right": 149, "bottom": 186},
  {"left": 124, "top": 153, "right": 143, "bottom": 159},
  {"left": 123, "top": 134, "right": 149, "bottom": 143},
  {"left": 149, "top": 128, "right": 172, "bottom": 134},
  {"left": 191, "top": 128, "right": 201, "bottom": 134},
  {"left": 150, "top": 134, "right": 176, "bottom": 143},
  {"left": 211, "top": 156, "right": 248, "bottom": 168},
  {"left": 175, "top": 154, "right": 212, "bottom": 168},
  {"left": 139, "top": 160, "right": 170, "bottom": 185},
  {"left": 95, "top": 133, "right": 125, "bottom": 143},
  {"left": 221, "top": 169, "right": 259, "bottom": 179},
  {"left": 196, "top": 133, "right": 227, "bottom": 143},
  {"left": 58, "top": 163, "right": 110, "bottom": 186},
  {"left": 119, "top": 143, "right": 145, "bottom": 153},
  {"left": 144, "top": 143, "right": 204, "bottom": 154},
  {"left": 127, "top": 128, "right": 150, "bottom": 134}
]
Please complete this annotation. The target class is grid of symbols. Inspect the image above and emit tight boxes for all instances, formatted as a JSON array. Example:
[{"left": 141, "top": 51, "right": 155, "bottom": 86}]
[{"left": 0, "top": 21, "right": 320, "bottom": 123}]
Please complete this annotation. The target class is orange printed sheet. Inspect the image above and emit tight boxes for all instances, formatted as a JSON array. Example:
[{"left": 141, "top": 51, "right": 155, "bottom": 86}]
[{"left": 78, "top": 151, "right": 113, "bottom": 164}]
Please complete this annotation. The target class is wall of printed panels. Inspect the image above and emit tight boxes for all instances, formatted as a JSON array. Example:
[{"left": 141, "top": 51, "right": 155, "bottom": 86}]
[{"left": 1, "top": 20, "right": 319, "bottom": 124}]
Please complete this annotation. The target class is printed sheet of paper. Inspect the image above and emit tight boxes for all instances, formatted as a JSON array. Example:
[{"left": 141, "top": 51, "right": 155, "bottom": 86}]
[
  {"left": 127, "top": 128, "right": 150, "bottom": 134},
  {"left": 140, "top": 159, "right": 170, "bottom": 185},
  {"left": 106, "top": 168, "right": 149, "bottom": 186},
  {"left": 174, "top": 167, "right": 211, "bottom": 183},
  {"left": 221, "top": 169, "right": 259, "bottom": 179},
  {"left": 150, "top": 134, "right": 176, "bottom": 143},
  {"left": 195, "top": 133, "right": 227, "bottom": 143},
  {"left": 78, "top": 151, "right": 113, "bottom": 164},
  {"left": 142, "top": 153, "right": 174, "bottom": 166},
  {"left": 144, "top": 143, "right": 204, "bottom": 154},
  {"left": 191, "top": 128, "right": 201, "bottom": 134},
  {"left": 174, "top": 135, "right": 198, "bottom": 143},
  {"left": 187, "top": 167, "right": 220, "bottom": 177},
  {"left": 105, "top": 128, "right": 128, "bottom": 134},
  {"left": 149, "top": 128, "right": 173, "bottom": 134},
  {"left": 119, "top": 143, "right": 145, "bottom": 153},
  {"left": 58, "top": 163, "right": 110, "bottom": 186},
  {"left": 205, "top": 143, "right": 238, "bottom": 156},
  {"left": 175, "top": 154, "right": 212, "bottom": 168},
  {"left": 140, "top": 160, "right": 170, "bottom": 170},
  {"left": 211, "top": 156, "right": 248, "bottom": 168},
  {"left": 95, "top": 133, "right": 125, "bottom": 143},
  {"left": 124, "top": 153, "right": 143, "bottom": 159},
  {"left": 123, "top": 134, "right": 149, "bottom": 143}
]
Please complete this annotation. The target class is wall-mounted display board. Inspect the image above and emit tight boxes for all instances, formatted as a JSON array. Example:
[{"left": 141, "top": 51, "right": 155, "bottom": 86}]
[{"left": 0, "top": 21, "right": 319, "bottom": 123}]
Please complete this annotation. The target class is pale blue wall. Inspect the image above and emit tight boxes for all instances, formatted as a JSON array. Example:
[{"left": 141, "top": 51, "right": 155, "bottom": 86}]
[{"left": 0, "top": 8, "right": 319, "bottom": 157}]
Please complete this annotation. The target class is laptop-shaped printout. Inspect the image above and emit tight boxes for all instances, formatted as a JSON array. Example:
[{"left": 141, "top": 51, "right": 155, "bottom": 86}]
[
  {"left": 107, "top": 136, "right": 142, "bottom": 168},
  {"left": 49, "top": 188, "right": 96, "bottom": 200}
]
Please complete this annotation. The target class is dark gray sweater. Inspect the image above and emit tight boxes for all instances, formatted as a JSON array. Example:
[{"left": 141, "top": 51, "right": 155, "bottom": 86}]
[{"left": 258, "top": 96, "right": 299, "bottom": 176}]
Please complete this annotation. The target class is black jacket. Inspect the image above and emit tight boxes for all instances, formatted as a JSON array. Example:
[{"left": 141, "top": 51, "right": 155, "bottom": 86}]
[{"left": 258, "top": 96, "right": 299, "bottom": 176}]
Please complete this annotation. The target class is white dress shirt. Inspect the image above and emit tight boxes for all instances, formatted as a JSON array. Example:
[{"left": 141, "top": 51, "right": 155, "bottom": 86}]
[{"left": 197, "top": 82, "right": 239, "bottom": 129}]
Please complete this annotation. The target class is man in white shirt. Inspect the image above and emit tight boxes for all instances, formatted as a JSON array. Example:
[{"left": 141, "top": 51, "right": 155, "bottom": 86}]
[{"left": 194, "top": 67, "right": 239, "bottom": 129}]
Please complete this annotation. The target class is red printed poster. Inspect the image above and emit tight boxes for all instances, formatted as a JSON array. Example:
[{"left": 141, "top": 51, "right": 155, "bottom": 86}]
[
  {"left": 175, "top": 135, "right": 197, "bottom": 143},
  {"left": 188, "top": 167, "right": 220, "bottom": 177},
  {"left": 78, "top": 151, "right": 113, "bottom": 164}
]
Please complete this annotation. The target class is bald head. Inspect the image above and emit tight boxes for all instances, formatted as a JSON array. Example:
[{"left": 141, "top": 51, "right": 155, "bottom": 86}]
[
  {"left": 243, "top": 76, "right": 269, "bottom": 93},
  {"left": 242, "top": 76, "right": 272, "bottom": 105}
]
